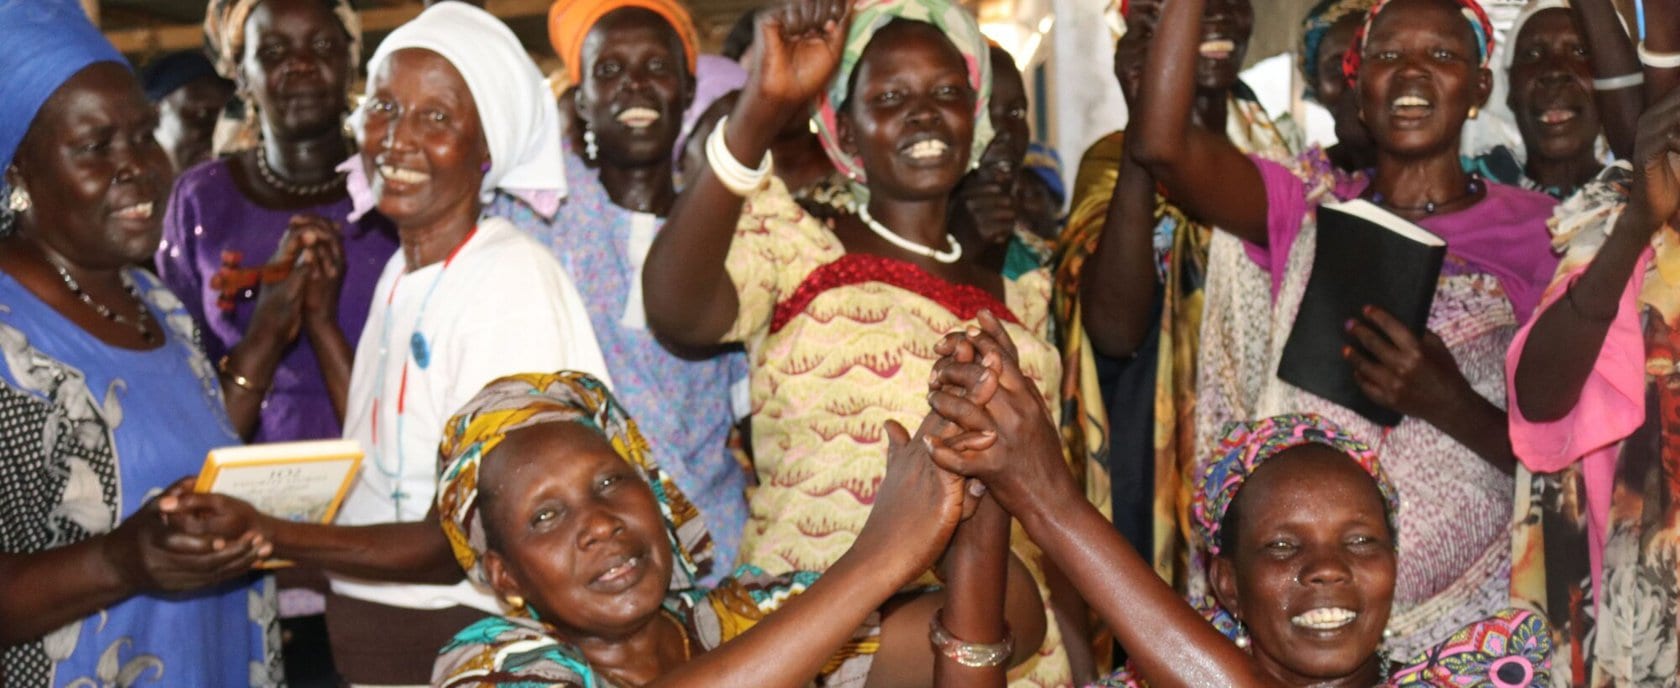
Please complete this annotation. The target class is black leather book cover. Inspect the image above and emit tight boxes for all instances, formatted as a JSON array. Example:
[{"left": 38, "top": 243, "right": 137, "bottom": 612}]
[{"left": 1276, "top": 199, "right": 1446, "bottom": 427}]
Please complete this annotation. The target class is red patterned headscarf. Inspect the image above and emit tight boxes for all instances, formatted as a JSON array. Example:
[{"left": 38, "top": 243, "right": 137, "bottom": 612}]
[{"left": 1341, "top": 0, "right": 1493, "bottom": 85}]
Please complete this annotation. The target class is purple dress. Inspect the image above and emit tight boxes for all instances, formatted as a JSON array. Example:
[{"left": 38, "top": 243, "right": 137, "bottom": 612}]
[{"left": 157, "top": 158, "right": 398, "bottom": 444}]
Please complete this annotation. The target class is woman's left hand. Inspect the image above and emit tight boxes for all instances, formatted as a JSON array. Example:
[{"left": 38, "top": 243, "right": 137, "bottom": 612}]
[
  {"left": 1344, "top": 305, "right": 1473, "bottom": 422},
  {"left": 852, "top": 416, "right": 970, "bottom": 581}
]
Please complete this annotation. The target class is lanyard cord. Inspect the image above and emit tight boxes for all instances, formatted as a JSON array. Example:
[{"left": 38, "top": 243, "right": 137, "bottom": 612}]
[{"left": 369, "top": 227, "right": 478, "bottom": 517}]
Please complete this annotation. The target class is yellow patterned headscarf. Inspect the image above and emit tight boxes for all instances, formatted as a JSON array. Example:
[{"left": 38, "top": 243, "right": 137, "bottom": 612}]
[{"left": 436, "top": 372, "right": 715, "bottom": 596}]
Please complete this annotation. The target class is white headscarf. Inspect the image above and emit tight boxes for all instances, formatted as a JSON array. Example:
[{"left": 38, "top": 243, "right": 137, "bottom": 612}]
[
  {"left": 1465, "top": 0, "right": 1614, "bottom": 164},
  {"left": 1503, "top": 0, "right": 1571, "bottom": 69},
  {"left": 349, "top": 2, "right": 565, "bottom": 217}
]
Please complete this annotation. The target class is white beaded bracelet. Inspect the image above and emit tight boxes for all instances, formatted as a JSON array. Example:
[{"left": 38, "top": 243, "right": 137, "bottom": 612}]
[
  {"left": 1639, "top": 41, "right": 1680, "bottom": 69},
  {"left": 706, "top": 115, "right": 773, "bottom": 197},
  {"left": 1593, "top": 72, "right": 1645, "bottom": 90}
]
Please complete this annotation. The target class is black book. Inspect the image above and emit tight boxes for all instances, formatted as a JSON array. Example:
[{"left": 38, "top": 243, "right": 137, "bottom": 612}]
[{"left": 1276, "top": 199, "right": 1446, "bottom": 427}]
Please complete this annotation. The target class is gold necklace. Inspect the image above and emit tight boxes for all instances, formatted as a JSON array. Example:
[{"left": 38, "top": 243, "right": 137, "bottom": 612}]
[{"left": 597, "top": 610, "right": 692, "bottom": 687}]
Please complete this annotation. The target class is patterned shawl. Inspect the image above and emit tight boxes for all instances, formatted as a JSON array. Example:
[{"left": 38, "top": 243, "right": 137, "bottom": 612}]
[{"left": 435, "top": 371, "right": 714, "bottom": 596}]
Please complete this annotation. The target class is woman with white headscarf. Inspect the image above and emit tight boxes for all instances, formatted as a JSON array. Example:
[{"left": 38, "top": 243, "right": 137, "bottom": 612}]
[
  {"left": 202, "top": 4, "right": 612, "bottom": 684},
  {"left": 1461, "top": 0, "right": 1642, "bottom": 199}
]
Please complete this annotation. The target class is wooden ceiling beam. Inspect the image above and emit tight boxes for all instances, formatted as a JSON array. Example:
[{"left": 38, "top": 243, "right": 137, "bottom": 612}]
[{"left": 105, "top": 0, "right": 553, "bottom": 54}]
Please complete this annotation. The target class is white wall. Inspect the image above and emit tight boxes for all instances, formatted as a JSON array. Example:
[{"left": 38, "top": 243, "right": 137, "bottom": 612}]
[{"left": 1048, "top": 0, "right": 1127, "bottom": 181}]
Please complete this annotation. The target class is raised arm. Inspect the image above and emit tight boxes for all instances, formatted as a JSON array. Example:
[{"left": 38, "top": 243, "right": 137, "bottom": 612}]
[
  {"left": 1515, "top": 86, "right": 1680, "bottom": 422},
  {"left": 643, "top": 0, "right": 848, "bottom": 347},
  {"left": 927, "top": 312, "right": 1277, "bottom": 688},
  {"left": 1647, "top": 0, "right": 1680, "bottom": 98},
  {"left": 1082, "top": 29, "right": 1165, "bottom": 357},
  {"left": 646, "top": 415, "right": 969, "bottom": 688},
  {"left": 1082, "top": 152, "right": 1162, "bottom": 358},
  {"left": 1573, "top": 0, "right": 1643, "bottom": 157},
  {"left": 1125, "top": 0, "right": 1269, "bottom": 243}
]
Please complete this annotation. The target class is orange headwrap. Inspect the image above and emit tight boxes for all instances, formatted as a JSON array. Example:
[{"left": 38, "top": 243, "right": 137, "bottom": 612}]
[{"left": 548, "top": 0, "right": 699, "bottom": 85}]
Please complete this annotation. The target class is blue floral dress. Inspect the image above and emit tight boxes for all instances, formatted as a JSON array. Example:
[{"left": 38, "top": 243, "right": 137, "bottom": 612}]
[{"left": 0, "top": 268, "right": 280, "bottom": 687}]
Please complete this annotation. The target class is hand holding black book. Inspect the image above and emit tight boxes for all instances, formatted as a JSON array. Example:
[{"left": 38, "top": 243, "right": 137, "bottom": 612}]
[{"left": 1276, "top": 199, "right": 1446, "bottom": 427}]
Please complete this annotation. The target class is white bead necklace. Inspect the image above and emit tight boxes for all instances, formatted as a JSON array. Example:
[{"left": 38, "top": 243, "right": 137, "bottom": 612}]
[{"left": 855, "top": 203, "right": 962, "bottom": 264}]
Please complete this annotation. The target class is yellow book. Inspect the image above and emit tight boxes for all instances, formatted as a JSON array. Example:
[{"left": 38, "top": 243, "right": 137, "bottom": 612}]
[{"left": 194, "top": 439, "right": 362, "bottom": 525}]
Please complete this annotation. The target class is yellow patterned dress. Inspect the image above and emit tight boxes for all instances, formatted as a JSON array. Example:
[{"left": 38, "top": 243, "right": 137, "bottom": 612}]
[{"left": 725, "top": 179, "right": 1073, "bottom": 686}]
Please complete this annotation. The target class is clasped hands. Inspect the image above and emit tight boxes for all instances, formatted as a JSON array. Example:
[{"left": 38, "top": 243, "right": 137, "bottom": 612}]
[
  {"left": 249, "top": 214, "right": 347, "bottom": 344},
  {"left": 102, "top": 477, "right": 273, "bottom": 594},
  {"left": 859, "top": 310, "right": 1075, "bottom": 578}
]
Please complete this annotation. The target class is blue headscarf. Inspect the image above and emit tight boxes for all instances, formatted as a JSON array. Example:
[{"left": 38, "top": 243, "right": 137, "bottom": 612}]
[{"left": 0, "top": 0, "right": 126, "bottom": 185}]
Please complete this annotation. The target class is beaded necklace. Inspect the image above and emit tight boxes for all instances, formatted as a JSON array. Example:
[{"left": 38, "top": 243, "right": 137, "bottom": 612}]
[{"left": 46, "top": 255, "right": 155, "bottom": 344}]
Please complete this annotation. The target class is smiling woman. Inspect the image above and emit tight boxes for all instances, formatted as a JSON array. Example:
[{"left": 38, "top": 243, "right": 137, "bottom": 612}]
[
  {"left": 1126, "top": 0, "right": 1563, "bottom": 656},
  {"left": 638, "top": 0, "right": 1081, "bottom": 683},
  {"left": 430, "top": 371, "right": 1047, "bottom": 688},
  {"left": 0, "top": 1, "right": 278, "bottom": 684},
  {"left": 487, "top": 0, "right": 755, "bottom": 582},
  {"left": 1460, "top": 0, "right": 1640, "bottom": 200},
  {"left": 157, "top": 2, "right": 399, "bottom": 676},
  {"left": 167, "top": 4, "right": 616, "bottom": 685},
  {"left": 913, "top": 318, "right": 1553, "bottom": 686}
]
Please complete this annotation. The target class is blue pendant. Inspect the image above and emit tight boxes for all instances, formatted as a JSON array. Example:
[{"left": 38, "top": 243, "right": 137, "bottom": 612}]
[{"left": 410, "top": 332, "right": 431, "bottom": 369}]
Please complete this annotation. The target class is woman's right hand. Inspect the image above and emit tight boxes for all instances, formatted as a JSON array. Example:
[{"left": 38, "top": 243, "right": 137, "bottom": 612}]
[
  {"left": 100, "top": 478, "right": 268, "bottom": 593},
  {"left": 743, "top": 0, "right": 851, "bottom": 127},
  {"left": 1630, "top": 85, "right": 1680, "bottom": 235}
]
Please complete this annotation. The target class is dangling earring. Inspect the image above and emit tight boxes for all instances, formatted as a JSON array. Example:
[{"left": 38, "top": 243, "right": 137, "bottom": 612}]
[
  {"left": 583, "top": 127, "right": 599, "bottom": 162},
  {"left": 6, "top": 185, "right": 29, "bottom": 213},
  {"left": 1467, "top": 106, "right": 1480, "bottom": 120},
  {"left": 504, "top": 594, "right": 525, "bottom": 611},
  {"left": 1234, "top": 622, "right": 1251, "bottom": 649}
]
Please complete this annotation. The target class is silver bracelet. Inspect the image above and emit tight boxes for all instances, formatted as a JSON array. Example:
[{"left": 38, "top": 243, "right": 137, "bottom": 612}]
[
  {"left": 1639, "top": 40, "right": 1680, "bottom": 69},
  {"left": 929, "top": 609, "right": 1013, "bottom": 668},
  {"left": 1593, "top": 72, "right": 1645, "bottom": 90},
  {"left": 706, "top": 115, "right": 773, "bottom": 197}
]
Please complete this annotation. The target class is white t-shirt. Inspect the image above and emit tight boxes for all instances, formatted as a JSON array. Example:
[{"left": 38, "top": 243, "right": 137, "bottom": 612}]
[{"left": 333, "top": 217, "right": 612, "bottom": 611}]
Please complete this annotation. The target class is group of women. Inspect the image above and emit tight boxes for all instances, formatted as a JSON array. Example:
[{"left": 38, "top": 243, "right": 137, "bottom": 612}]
[{"left": 1, "top": 0, "right": 1678, "bottom": 685}]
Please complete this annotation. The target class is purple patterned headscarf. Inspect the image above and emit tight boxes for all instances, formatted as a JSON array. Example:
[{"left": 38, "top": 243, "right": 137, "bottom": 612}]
[
  {"left": 1195, "top": 413, "right": 1399, "bottom": 557},
  {"left": 1188, "top": 414, "right": 1400, "bottom": 644}
]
